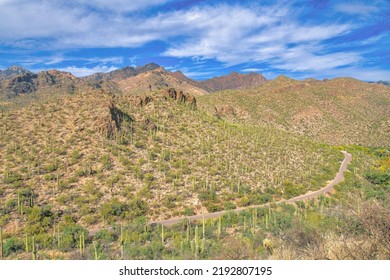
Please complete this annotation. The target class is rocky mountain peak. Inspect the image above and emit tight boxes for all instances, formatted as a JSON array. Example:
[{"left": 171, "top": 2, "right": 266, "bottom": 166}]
[{"left": 0, "top": 65, "right": 32, "bottom": 79}]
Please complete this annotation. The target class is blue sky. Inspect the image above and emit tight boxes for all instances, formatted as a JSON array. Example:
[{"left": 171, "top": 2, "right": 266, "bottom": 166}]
[{"left": 0, "top": 0, "right": 389, "bottom": 81}]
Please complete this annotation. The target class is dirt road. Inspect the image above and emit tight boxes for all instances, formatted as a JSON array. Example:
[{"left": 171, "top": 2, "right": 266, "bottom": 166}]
[
  {"left": 150, "top": 151, "right": 352, "bottom": 226},
  {"left": 90, "top": 151, "right": 351, "bottom": 234}
]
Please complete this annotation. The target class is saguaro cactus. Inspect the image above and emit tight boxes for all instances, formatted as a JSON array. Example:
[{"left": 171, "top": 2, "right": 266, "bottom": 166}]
[
  {"left": 201, "top": 215, "right": 206, "bottom": 254},
  {"left": 120, "top": 224, "right": 124, "bottom": 260},
  {"left": 194, "top": 225, "right": 199, "bottom": 259},
  {"left": 25, "top": 233, "right": 29, "bottom": 253},
  {"left": 0, "top": 226, "right": 3, "bottom": 259},
  {"left": 79, "top": 232, "right": 85, "bottom": 258},
  {"left": 93, "top": 241, "right": 98, "bottom": 260},
  {"left": 32, "top": 236, "right": 37, "bottom": 260},
  {"left": 161, "top": 225, "right": 165, "bottom": 245},
  {"left": 186, "top": 223, "right": 190, "bottom": 244},
  {"left": 217, "top": 216, "right": 222, "bottom": 240}
]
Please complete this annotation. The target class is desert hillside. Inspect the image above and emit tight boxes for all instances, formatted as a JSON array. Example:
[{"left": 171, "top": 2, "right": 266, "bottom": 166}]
[{"left": 199, "top": 76, "right": 390, "bottom": 147}]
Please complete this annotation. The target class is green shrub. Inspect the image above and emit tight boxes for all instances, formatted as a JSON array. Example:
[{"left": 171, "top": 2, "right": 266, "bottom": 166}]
[
  {"left": 3, "top": 236, "right": 24, "bottom": 256},
  {"left": 224, "top": 201, "right": 236, "bottom": 210},
  {"left": 365, "top": 171, "right": 390, "bottom": 185}
]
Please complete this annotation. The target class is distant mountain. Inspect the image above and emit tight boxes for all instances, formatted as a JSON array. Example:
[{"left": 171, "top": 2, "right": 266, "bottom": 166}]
[
  {"left": 372, "top": 80, "right": 390, "bottom": 86},
  {"left": 171, "top": 70, "right": 268, "bottom": 92},
  {"left": 115, "top": 67, "right": 207, "bottom": 96},
  {"left": 1, "top": 64, "right": 270, "bottom": 100},
  {"left": 0, "top": 63, "right": 207, "bottom": 100},
  {"left": 0, "top": 69, "right": 102, "bottom": 98},
  {"left": 84, "top": 63, "right": 161, "bottom": 81},
  {"left": 170, "top": 70, "right": 202, "bottom": 88},
  {"left": 0, "top": 65, "right": 32, "bottom": 80},
  {"left": 199, "top": 71, "right": 267, "bottom": 92}
]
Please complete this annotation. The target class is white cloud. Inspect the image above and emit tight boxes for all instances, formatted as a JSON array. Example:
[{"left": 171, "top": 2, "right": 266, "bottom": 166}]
[
  {"left": 0, "top": 0, "right": 168, "bottom": 48},
  {"left": 14, "top": 54, "right": 124, "bottom": 68},
  {"left": 241, "top": 68, "right": 264, "bottom": 72},
  {"left": 55, "top": 65, "right": 118, "bottom": 77},
  {"left": 181, "top": 69, "right": 217, "bottom": 79},
  {"left": 334, "top": 3, "right": 380, "bottom": 15},
  {"left": 163, "top": 5, "right": 357, "bottom": 71},
  {"left": 271, "top": 45, "right": 362, "bottom": 72},
  {"left": 84, "top": 57, "right": 124, "bottom": 65},
  {"left": 73, "top": 0, "right": 171, "bottom": 13}
]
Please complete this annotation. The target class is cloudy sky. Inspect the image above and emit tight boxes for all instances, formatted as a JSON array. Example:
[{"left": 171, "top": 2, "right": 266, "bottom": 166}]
[{"left": 0, "top": 0, "right": 389, "bottom": 80}]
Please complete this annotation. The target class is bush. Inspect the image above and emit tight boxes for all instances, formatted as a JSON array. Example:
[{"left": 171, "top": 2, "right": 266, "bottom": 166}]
[
  {"left": 224, "top": 201, "right": 236, "bottom": 210},
  {"left": 3, "top": 236, "right": 24, "bottom": 256},
  {"left": 59, "top": 225, "right": 87, "bottom": 251},
  {"left": 183, "top": 208, "right": 195, "bottom": 216},
  {"left": 128, "top": 197, "right": 148, "bottom": 219},
  {"left": 95, "top": 229, "right": 115, "bottom": 243},
  {"left": 100, "top": 198, "right": 128, "bottom": 223},
  {"left": 26, "top": 205, "right": 53, "bottom": 235},
  {"left": 237, "top": 196, "right": 250, "bottom": 207},
  {"left": 365, "top": 171, "right": 390, "bottom": 185}
]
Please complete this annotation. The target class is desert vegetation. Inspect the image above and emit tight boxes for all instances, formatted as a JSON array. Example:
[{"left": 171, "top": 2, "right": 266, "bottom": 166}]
[
  {"left": 199, "top": 77, "right": 390, "bottom": 147},
  {"left": 0, "top": 146, "right": 387, "bottom": 260}
]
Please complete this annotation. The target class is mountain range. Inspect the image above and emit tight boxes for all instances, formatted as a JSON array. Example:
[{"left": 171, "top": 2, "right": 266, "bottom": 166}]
[{"left": 0, "top": 64, "right": 267, "bottom": 99}]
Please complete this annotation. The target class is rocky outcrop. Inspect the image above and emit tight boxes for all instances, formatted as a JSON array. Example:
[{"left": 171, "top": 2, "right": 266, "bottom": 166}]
[
  {"left": 98, "top": 100, "right": 133, "bottom": 139},
  {"left": 127, "top": 95, "right": 154, "bottom": 107},
  {"left": 5, "top": 72, "right": 38, "bottom": 95},
  {"left": 143, "top": 118, "right": 157, "bottom": 131},
  {"left": 165, "top": 88, "right": 196, "bottom": 108}
]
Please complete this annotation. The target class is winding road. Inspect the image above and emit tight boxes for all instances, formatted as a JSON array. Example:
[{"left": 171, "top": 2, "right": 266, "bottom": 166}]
[
  {"left": 89, "top": 151, "right": 351, "bottom": 235},
  {"left": 150, "top": 151, "right": 352, "bottom": 226}
]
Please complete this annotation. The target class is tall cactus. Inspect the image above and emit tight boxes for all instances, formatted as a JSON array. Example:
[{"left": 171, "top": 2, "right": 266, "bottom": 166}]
[
  {"left": 17, "top": 193, "right": 20, "bottom": 214},
  {"left": 194, "top": 225, "right": 199, "bottom": 259},
  {"left": 201, "top": 214, "right": 206, "bottom": 254},
  {"left": 32, "top": 236, "right": 37, "bottom": 260},
  {"left": 93, "top": 241, "right": 98, "bottom": 260},
  {"left": 252, "top": 208, "right": 257, "bottom": 235},
  {"left": 25, "top": 233, "right": 29, "bottom": 253},
  {"left": 217, "top": 216, "right": 222, "bottom": 240},
  {"left": 161, "top": 225, "right": 165, "bottom": 245},
  {"left": 79, "top": 232, "right": 85, "bottom": 259},
  {"left": 0, "top": 226, "right": 3, "bottom": 259},
  {"left": 57, "top": 224, "right": 61, "bottom": 248},
  {"left": 120, "top": 224, "right": 124, "bottom": 260},
  {"left": 186, "top": 223, "right": 190, "bottom": 244}
]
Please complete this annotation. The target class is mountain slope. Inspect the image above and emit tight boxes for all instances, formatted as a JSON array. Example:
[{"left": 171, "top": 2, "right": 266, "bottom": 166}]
[
  {"left": 199, "top": 71, "right": 267, "bottom": 92},
  {"left": 199, "top": 76, "right": 390, "bottom": 147},
  {"left": 116, "top": 67, "right": 208, "bottom": 96},
  {"left": 0, "top": 88, "right": 341, "bottom": 236}
]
